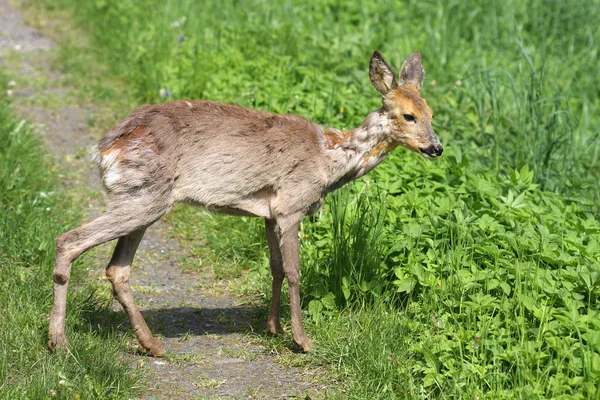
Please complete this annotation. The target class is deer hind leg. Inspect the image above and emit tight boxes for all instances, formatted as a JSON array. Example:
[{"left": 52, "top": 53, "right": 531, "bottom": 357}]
[
  {"left": 265, "top": 219, "right": 284, "bottom": 336},
  {"left": 275, "top": 217, "right": 314, "bottom": 352},
  {"left": 48, "top": 202, "right": 168, "bottom": 353},
  {"left": 105, "top": 228, "right": 164, "bottom": 355}
]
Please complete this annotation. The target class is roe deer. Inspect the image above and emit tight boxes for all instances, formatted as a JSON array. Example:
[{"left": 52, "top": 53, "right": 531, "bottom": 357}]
[{"left": 48, "top": 51, "right": 442, "bottom": 355}]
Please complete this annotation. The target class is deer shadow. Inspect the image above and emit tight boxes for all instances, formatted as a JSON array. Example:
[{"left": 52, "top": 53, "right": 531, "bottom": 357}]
[
  {"left": 80, "top": 301, "right": 272, "bottom": 340},
  {"left": 141, "top": 305, "right": 264, "bottom": 337}
]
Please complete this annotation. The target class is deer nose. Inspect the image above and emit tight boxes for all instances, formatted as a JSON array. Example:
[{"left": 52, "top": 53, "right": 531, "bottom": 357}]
[{"left": 420, "top": 144, "right": 443, "bottom": 158}]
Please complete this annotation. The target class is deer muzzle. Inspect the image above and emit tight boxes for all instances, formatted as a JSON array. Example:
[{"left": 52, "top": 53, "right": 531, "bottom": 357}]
[{"left": 419, "top": 143, "right": 443, "bottom": 158}]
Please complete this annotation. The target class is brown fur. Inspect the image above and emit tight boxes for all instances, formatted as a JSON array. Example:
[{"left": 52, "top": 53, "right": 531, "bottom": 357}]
[
  {"left": 382, "top": 87, "right": 437, "bottom": 154},
  {"left": 48, "top": 51, "right": 442, "bottom": 355},
  {"left": 323, "top": 128, "right": 353, "bottom": 149},
  {"left": 362, "top": 140, "right": 398, "bottom": 168}
]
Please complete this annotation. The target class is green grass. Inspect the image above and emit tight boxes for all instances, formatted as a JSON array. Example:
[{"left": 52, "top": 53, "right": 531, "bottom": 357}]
[
  {"left": 0, "top": 74, "right": 141, "bottom": 399},
  {"left": 168, "top": 205, "right": 266, "bottom": 281},
  {"left": 26, "top": 0, "right": 600, "bottom": 398}
]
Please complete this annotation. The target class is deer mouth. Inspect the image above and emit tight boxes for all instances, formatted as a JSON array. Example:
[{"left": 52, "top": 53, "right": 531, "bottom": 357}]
[{"left": 419, "top": 145, "right": 443, "bottom": 158}]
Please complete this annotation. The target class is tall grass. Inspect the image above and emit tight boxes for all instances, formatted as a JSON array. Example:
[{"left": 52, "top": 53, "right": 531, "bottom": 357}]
[
  {"left": 411, "top": 0, "right": 599, "bottom": 199},
  {"left": 0, "top": 74, "right": 141, "bottom": 399},
  {"left": 301, "top": 154, "right": 600, "bottom": 398},
  {"left": 301, "top": 188, "right": 388, "bottom": 308}
]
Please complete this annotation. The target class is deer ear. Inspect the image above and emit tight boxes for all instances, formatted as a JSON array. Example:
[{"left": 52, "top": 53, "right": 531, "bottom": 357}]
[
  {"left": 369, "top": 51, "right": 398, "bottom": 95},
  {"left": 399, "top": 51, "right": 425, "bottom": 89}
]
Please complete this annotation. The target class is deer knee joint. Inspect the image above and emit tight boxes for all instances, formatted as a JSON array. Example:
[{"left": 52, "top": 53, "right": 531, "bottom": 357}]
[
  {"left": 53, "top": 273, "right": 69, "bottom": 285},
  {"left": 286, "top": 271, "right": 299, "bottom": 285},
  {"left": 105, "top": 266, "right": 116, "bottom": 281},
  {"left": 55, "top": 232, "right": 83, "bottom": 263},
  {"left": 106, "top": 266, "right": 129, "bottom": 286}
]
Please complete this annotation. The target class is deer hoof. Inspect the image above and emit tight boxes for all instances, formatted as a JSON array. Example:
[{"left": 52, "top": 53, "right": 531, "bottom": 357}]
[
  {"left": 48, "top": 335, "right": 69, "bottom": 352},
  {"left": 295, "top": 336, "right": 315, "bottom": 353},
  {"left": 143, "top": 337, "right": 165, "bottom": 357},
  {"left": 266, "top": 322, "right": 284, "bottom": 337}
]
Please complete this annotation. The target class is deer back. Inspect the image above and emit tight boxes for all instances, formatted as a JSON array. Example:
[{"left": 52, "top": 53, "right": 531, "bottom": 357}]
[{"left": 95, "top": 100, "right": 331, "bottom": 219}]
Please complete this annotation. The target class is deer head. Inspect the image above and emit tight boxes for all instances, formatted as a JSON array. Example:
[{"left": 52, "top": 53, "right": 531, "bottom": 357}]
[{"left": 369, "top": 51, "right": 442, "bottom": 158}]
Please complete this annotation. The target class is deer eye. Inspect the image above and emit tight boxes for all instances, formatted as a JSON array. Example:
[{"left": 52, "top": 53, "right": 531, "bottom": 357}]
[{"left": 403, "top": 114, "right": 416, "bottom": 123}]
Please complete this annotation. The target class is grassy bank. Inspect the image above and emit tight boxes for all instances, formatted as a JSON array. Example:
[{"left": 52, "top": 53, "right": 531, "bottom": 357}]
[
  {"left": 0, "top": 74, "right": 141, "bottom": 399},
  {"left": 32, "top": 0, "right": 600, "bottom": 398}
]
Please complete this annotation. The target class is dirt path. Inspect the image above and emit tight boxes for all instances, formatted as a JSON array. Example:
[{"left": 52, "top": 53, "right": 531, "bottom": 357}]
[{"left": 0, "top": 2, "right": 324, "bottom": 398}]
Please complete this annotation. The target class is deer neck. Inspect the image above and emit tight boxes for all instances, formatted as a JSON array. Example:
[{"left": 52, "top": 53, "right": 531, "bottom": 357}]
[{"left": 322, "top": 109, "right": 397, "bottom": 187}]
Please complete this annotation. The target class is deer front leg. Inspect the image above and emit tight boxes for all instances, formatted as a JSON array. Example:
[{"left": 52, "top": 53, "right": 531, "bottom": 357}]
[
  {"left": 277, "top": 219, "right": 314, "bottom": 352},
  {"left": 265, "top": 219, "right": 284, "bottom": 336}
]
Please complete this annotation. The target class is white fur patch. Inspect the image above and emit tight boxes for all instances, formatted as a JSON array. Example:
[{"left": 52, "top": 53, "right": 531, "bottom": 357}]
[
  {"left": 103, "top": 163, "right": 121, "bottom": 188},
  {"left": 100, "top": 150, "right": 121, "bottom": 188},
  {"left": 100, "top": 149, "right": 120, "bottom": 170}
]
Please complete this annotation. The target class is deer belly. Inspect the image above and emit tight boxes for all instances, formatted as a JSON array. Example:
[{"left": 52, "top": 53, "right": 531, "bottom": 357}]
[{"left": 200, "top": 187, "right": 274, "bottom": 218}]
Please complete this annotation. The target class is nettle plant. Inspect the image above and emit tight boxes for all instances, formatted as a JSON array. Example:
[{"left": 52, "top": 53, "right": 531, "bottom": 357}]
[{"left": 301, "top": 150, "right": 600, "bottom": 393}]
